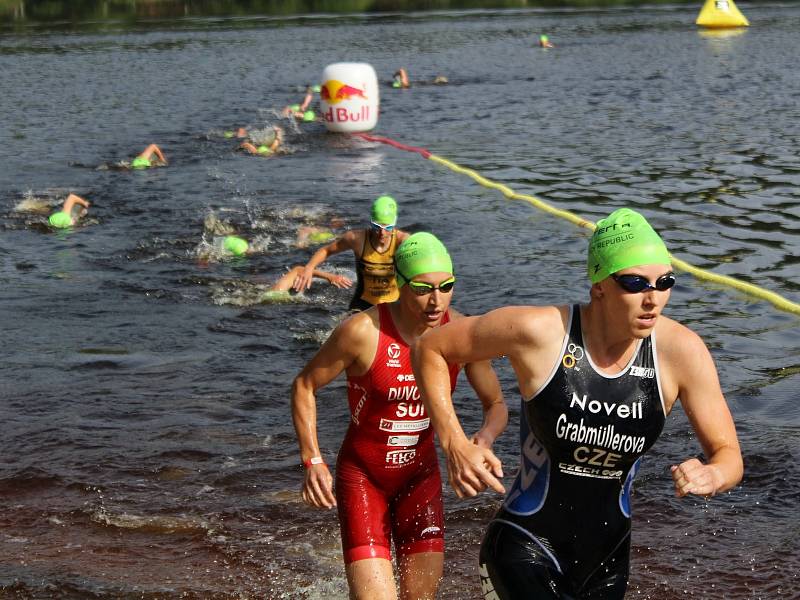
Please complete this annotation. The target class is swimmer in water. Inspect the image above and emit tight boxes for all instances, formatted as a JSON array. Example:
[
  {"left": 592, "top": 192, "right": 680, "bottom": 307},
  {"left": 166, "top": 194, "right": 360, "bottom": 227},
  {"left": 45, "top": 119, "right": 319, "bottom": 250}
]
[
  {"left": 222, "top": 127, "right": 249, "bottom": 139},
  {"left": 292, "top": 232, "right": 507, "bottom": 600},
  {"left": 293, "top": 196, "right": 410, "bottom": 311},
  {"left": 130, "top": 144, "right": 167, "bottom": 169},
  {"left": 392, "top": 67, "right": 410, "bottom": 89},
  {"left": 295, "top": 218, "right": 346, "bottom": 249},
  {"left": 195, "top": 235, "right": 254, "bottom": 262},
  {"left": 48, "top": 193, "right": 90, "bottom": 229},
  {"left": 282, "top": 87, "right": 318, "bottom": 122},
  {"left": 539, "top": 34, "right": 554, "bottom": 48},
  {"left": 412, "top": 208, "right": 743, "bottom": 600},
  {"left": 239, "top": 126, "right": 284, "bottom": 156}
]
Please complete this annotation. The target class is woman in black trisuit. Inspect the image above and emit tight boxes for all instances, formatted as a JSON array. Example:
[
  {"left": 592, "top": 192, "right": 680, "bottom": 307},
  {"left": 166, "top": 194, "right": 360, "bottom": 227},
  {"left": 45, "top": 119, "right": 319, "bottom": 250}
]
[{"left": 412, "top": 208, "right": 743, "bottom": 599}]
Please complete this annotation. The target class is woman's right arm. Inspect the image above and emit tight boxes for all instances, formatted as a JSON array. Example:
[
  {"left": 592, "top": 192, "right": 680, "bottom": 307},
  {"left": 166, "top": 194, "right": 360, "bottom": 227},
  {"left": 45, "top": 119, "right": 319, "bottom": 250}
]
[
  {"left": 412, "top": 306, "right": 542, "bottom": 497},
  {"left": 291, "top": 314, "right": 369, "bottom": 508}
]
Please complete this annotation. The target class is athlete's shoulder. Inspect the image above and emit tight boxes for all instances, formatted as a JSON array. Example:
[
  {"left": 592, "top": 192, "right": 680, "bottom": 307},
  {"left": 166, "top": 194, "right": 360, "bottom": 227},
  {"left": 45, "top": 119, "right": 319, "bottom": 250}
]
[
  {"left": 485, "top": 304, "right": 567, "bottom": 342},
  {"left": 340, "top": 228, "right": 363, "bottom": 246},
  {"left": 336, "top": 306, "right": 380, "bottom": 342},
  {"left": 654, "top": 315, "right": 712, "bottom": 365}
]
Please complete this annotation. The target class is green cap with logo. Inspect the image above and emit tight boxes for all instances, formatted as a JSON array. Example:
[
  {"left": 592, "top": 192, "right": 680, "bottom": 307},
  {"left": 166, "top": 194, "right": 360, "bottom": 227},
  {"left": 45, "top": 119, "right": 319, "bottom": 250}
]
[
  {"left": 587, "top": 208, "right": 671, "bottom": 284},
  {"left": 371, "top": 195, "right": 397, "bottom": 226},
  {"left": 395, "top": 232, "right": 453, "bottom": 287}
]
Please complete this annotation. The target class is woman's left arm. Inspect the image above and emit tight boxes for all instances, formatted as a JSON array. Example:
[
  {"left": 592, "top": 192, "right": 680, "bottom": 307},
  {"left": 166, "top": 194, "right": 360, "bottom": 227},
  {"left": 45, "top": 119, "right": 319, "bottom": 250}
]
[{"left": 669, "top": 327, "right": 743, "bottom": 498}]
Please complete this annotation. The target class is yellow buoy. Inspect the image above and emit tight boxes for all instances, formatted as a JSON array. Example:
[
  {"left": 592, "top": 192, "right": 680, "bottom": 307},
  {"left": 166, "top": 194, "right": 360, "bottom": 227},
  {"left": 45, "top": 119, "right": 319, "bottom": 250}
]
[{"left": 696, "top": 0, "right": 749, "bottom": 28}]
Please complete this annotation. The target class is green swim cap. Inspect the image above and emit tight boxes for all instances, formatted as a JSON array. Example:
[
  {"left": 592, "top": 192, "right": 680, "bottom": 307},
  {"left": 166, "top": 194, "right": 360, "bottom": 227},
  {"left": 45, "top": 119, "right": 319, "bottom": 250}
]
[
  {"left": 223, "top": 235, "right": 249, "bottom": 257},
  {"left": 309, "top": 230, "right": 335, "bottom": 244},
  {"left": 259, "top": 290, "right": 294, "bottom": 304},
  {"left": 371, "top": 195, "right": 397, "bottom": 226},
  {"left": 312, "top": 84, "right": 321, "bottom": 93},
  {"left": 587, "top": 208, "right": 671, "bottom": 284},
  {"left": 290, "top": 104, "right": 301, "bottom": 112},
  {"left": 257, "top": 145, "right": 272, "bottom": 155},
  {"left": 540, "top": 35, "right": 549, "bottom": 42},
  {"left": 223, "top": 130, "right": 235, "bottom": 139},
  {"left": 392, "top": 80, "right": 401, "bottom": 88},
  {"left": 48, "top": 211, "right": 73, "bottom": 229},
  {"left": 395, "top": 232, "right": 453, "bottom": 287},
  {"left": 131, "top": 156, "right": 151, "bottom": 169},
  {"left": 302, "top": 110, "right": 315, "bottom": 122}
]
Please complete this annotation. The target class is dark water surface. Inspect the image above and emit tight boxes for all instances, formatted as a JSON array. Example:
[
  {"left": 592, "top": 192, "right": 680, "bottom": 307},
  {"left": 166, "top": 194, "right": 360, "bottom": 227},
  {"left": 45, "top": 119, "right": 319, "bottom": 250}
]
[{"left": 2, "top": 3, "right": 799, "bottom": 599}]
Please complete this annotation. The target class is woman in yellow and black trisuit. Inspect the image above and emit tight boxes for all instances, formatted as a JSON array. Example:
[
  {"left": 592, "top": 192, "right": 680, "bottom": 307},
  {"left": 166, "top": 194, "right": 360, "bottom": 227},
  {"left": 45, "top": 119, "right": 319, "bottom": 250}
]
[{"left": 293, "top": 196, "right": 410, "bottom": 311}]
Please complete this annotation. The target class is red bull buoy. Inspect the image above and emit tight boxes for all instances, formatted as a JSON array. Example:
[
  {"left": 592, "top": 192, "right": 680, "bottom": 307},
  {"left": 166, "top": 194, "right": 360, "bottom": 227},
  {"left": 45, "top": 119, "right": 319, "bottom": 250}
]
[{"left": 319, "top": 63, "right": 379, "bottom": 133}]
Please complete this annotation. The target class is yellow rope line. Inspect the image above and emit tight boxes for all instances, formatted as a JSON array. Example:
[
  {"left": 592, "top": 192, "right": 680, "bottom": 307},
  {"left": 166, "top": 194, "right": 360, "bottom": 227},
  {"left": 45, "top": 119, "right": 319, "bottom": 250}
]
[{"left": 428, "top": 154, "right": 800, "bottom": 316}]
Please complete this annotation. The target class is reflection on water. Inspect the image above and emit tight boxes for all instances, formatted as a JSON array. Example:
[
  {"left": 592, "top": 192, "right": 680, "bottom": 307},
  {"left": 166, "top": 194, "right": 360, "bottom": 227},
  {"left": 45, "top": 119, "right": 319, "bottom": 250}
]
[{"left": 1, "top": 1, "right": 799, "bottom": 598}]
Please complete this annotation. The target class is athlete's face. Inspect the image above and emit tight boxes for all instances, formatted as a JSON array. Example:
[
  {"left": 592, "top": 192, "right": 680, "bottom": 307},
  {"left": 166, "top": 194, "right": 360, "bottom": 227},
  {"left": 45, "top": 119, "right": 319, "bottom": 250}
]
[
  {"left": 598, "top": 264, "right": 672, "bottom": 338},
  {"left": 400, "top": 271, "right": 455, "bottom": 329},
  {"left": 369, "top": 222, "right": 394, "bottom": 247}
]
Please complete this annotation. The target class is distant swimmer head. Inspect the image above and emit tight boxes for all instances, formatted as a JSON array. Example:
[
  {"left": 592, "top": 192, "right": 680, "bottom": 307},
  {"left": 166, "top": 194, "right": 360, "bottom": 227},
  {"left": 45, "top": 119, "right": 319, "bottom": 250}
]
[
  {"left": 223, "top": 130, "right": 235, "bottom": 139},
  {"left": 370, "top": 195, "right": 397, "bottom": 227},
  {"left": 290, "top": 104, "right": 301, "bottom": 112},
  {"left": 309, "top": 230, "right": 335, "bottom": 244},
  {"left": 312, "top": 84, "right": 322, "bottom": 93},
  {"left": 540, "top": 34, "right": 549, "bottom": 43},
  {"left": 302, "top": 110, "right": 316, "bottom": 122},
  {"left": 48, "top": 211, "right": 73, "bottom": 229},
  {"left": 392, "top": 80, "right": 402, "bottom": 88},
  {"left": 587, "top": 208, "right": 670, "bottom": 283},
  {"left": 394, "top": 232, "right": 453, "bottom": 288},
  {"left": 223, "top": 235, "right": 249, "bottom": 257},
  {"left": 257, "top": 145, "right": 273, "bottom": 155}
]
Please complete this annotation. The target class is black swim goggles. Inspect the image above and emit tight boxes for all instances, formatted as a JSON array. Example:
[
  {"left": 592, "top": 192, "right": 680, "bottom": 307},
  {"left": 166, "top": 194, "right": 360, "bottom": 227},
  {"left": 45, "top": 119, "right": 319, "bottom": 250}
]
[
  {"left": 611, "top": 272, "right": 676, "bottom": 294},
  {"left": 395, "top": 264, "right": 456, "bottom": 296}
]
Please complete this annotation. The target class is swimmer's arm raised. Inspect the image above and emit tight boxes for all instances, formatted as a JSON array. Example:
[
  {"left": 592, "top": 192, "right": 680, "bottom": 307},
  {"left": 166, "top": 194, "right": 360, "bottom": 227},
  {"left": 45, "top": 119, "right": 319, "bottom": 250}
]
[
  {"left": 139, "top": 143, "right": 167, "bottom": 165},
  {"left": 270, "top": 126, "right": 283, "bottom": 152},
  {"left": 294, "top": 231, "right": 358, "bottom": 292},
  {"left": 299, "top": 89, "right": 313, "bottom": 111},
  {"left": 667, "top": 325, "right": 743, "bottom": 498},
  {"left": 239, "top": 142, "right": 259, "bottom": 155},
  {"left": 63, "top": 193, "right": 90, "bottom": 213}
]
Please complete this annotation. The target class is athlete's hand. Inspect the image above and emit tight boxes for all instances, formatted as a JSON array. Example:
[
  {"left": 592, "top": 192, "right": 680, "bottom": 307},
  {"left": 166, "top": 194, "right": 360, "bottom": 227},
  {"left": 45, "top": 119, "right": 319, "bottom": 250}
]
[
  {"left": 302, "top": 463, "right": 337, "bottom": 509},
  {"left": 445, "top": 439, "right": 505, "bottom": 498},
  {"left": 329, "top": 275, "right": 352, "bottom": 289},
  {"left": 292, "top": 268, "right": 314, "bottom": 292},
  {"left": 469, "top": 430, "right": 496, "bottom": 450},
  {"left": 671, "top": 458, "right": 722, "bottom": 498}
]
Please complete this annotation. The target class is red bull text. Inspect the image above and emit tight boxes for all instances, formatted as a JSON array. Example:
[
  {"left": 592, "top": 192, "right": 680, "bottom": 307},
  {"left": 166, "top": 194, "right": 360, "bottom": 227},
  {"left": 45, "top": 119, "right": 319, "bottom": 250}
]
[{"left": 321, "top": 79, "right": 375, "bottom": 126}]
